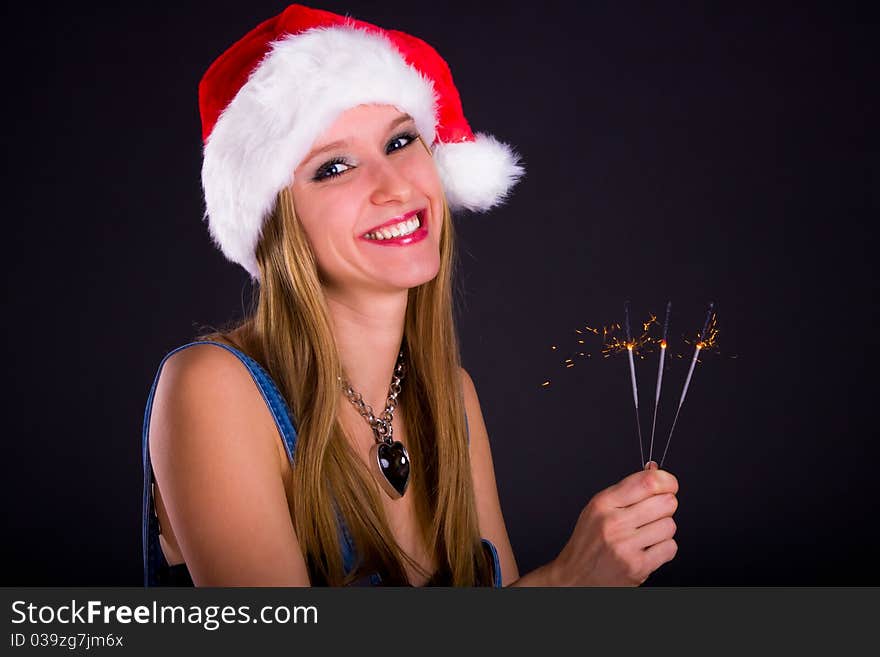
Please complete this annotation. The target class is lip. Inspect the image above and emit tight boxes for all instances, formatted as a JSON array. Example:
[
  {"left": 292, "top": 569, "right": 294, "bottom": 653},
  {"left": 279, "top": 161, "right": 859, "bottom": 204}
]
[{"left": 358, "top": 208, "right": 429, "bottom": 246}]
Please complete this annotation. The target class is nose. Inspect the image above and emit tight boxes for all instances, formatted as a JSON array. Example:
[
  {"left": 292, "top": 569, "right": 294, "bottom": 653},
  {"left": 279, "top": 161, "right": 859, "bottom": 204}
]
[{"left": 368, "top": 156, "right": 413, "bottom": 206}]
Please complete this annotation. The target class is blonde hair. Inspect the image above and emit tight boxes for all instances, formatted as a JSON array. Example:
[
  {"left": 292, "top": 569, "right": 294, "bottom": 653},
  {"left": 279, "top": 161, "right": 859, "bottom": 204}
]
[{"left": 200, "top": 181, "right": 494, "bottom": 586}]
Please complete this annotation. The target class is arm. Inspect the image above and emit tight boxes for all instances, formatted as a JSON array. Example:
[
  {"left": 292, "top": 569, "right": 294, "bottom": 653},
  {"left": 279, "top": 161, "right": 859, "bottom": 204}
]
[
  {"left": 149, "top": 344, "right": 311, "bottom": 586},
  {"left": 460, "top": 367, "right": 679, "bottom": 587}
]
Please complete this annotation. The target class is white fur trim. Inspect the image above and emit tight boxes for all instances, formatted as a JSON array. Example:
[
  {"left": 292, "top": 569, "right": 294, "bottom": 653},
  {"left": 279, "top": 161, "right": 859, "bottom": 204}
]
[
  {"left": 201, "top": 26, "right": 439, "bottom": 279},
  {"left": 432, "top": 134, "right": 525, "bottom": 213}
]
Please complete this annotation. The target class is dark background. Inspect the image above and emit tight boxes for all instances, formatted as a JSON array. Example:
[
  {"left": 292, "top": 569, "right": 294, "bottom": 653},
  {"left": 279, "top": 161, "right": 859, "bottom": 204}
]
[{"left": 1, "top": 1, "right": 876, "bottom": 585}]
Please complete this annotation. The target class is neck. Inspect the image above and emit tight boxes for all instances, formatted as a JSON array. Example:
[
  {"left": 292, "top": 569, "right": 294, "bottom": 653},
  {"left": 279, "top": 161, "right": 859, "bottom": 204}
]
[{"left": 325, "top": 288, "right": 408, "bottom": 419}]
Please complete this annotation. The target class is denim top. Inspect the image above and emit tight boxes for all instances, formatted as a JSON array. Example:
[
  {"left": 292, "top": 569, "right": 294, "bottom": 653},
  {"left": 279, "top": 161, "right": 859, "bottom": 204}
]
[{"left": 142, "top": 340, "right": 503, "bottom": 587}]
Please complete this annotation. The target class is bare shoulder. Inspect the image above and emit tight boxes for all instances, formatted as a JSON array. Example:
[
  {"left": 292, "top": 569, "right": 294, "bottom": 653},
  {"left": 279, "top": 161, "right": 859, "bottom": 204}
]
[
  {"left": 151, "top": 343, "right": 286, "bottom": 473},
  {"left": 148, "top": 342, "right": 309, "bottom": 585},
  {"left": 458, "top": 365, "right": 519, "bottom": 584},
  {"left": 160, "top": 340, "right": 252, "bottom": 388},
  {"left": 459, "top": 366, "right": 486, "bottom": 444},
  {"left": 459, "top": 366, "right": 478, "bottom": 411}
]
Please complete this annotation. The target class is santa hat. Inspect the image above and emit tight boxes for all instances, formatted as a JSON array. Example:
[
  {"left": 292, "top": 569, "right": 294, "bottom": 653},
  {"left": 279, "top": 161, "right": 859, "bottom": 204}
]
[{"left": 199, "top": 4, "right": 524, "bottom": 280}]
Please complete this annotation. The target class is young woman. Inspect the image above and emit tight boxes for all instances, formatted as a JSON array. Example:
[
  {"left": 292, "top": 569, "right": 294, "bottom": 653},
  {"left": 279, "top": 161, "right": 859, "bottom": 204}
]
[{"left": 142, "top": 4, "right": 680, "bottom": 587}]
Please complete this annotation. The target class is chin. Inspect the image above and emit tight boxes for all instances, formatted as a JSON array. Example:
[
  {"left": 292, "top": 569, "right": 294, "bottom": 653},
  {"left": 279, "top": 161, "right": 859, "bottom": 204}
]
[
  {"left": 338, "top": 231, "right": 441, "bottom": 289},
  {"left": 387, "top": 257, "right": 442, "bottom": 291}
]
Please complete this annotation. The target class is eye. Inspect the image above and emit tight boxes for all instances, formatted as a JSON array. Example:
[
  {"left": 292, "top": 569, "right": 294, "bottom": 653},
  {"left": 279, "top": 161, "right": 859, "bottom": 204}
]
[
  {"left": 386, "top": 131, "right": 418, "bottom": 154},
  {"left": 313, "top": 157, "right": 352, "bottom": 181}
]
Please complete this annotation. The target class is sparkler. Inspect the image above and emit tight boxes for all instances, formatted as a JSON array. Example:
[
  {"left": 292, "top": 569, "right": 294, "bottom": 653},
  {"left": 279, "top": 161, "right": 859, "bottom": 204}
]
[
  {"left": 648, "top": 301, "right": 672, "bottom": 465},
  {"left": 541, "top": 300, "right": 724, "bottom": 469},
  {"left": 623, "top": 301, "right": 645, "bottom": 467},
  {"left": 659, "top": 302, "right": 715, "bottom": 468}
]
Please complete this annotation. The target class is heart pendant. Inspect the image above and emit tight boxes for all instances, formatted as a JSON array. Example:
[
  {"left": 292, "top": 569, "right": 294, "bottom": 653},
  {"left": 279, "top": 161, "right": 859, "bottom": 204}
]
[{"left": 369, "top": 440, "right": 411, "bottom": 499}]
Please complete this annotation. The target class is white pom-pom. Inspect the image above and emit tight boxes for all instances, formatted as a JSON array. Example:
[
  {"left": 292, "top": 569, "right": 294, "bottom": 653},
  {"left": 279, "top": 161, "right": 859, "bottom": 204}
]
[{"left": 432, "top": 133, "right": 525, "bottom": 212}]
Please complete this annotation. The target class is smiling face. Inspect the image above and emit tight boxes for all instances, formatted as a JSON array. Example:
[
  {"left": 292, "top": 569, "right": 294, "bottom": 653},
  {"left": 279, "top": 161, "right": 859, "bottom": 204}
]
[{"left": 290, "top": 104, "right": 444, "bottom": 298}]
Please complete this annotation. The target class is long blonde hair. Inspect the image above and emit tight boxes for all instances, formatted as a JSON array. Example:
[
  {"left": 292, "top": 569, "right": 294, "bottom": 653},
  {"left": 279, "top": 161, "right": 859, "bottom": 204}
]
[{"left": 200, "top": 182, "right": 494, "bottom": 586}]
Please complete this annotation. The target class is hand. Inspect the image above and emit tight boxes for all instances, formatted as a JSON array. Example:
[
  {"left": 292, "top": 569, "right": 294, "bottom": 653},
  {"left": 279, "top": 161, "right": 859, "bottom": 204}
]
[{"left": 550, "top": 461, "right": 679, "bottom": 586}]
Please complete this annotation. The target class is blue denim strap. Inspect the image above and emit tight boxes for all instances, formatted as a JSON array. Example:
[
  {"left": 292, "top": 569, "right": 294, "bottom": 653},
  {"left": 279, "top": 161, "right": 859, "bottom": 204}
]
[{"left": 481, "top": 538, "right": 503, "bottom": 588}]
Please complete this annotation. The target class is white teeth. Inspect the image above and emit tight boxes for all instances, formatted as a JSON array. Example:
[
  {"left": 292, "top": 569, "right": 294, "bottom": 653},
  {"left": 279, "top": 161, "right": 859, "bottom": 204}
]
[{"left": 365, "top": 214, "right": 422, "bottom": 240}]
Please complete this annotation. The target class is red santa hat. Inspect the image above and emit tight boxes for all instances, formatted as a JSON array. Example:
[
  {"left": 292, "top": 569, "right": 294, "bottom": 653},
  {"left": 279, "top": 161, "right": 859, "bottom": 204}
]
[{"left": 199, "top": 3, "right": 524, "bottom": 280}]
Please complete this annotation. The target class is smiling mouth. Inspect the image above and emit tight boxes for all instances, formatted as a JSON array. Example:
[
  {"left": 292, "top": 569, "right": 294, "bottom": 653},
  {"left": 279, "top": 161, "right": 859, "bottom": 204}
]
[{"left": 361, "top": 209, "right": 425, "bottom": 241}]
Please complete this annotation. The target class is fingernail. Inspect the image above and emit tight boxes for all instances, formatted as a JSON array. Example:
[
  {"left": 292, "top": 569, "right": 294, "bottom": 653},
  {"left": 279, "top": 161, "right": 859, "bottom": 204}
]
[{"left": 645, "top": 461, "right": 658, "bottom": 470}]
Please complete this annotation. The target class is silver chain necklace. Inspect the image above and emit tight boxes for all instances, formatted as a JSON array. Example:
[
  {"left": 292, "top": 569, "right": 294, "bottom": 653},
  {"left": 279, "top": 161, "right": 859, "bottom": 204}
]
[{"left": 338, "top": 350, "right": 411, "bottom": 499}]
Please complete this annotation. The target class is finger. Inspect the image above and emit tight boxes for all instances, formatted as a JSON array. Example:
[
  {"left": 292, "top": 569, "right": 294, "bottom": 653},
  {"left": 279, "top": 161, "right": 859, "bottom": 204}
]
[
  {"left": 602, "top": 469, "right": 679, "bottom": 508},
  {"left": 644, "top": 460, "right": 658, "bottom": 470},
  {"left": 620, "top": 493, "right": 678, "bottom": 529},
  {"left": 627, "top": 516, "right": 677, "bottom": 551},
  {"left": 642, "top": 538, "right": 678, "bottom": 575}
]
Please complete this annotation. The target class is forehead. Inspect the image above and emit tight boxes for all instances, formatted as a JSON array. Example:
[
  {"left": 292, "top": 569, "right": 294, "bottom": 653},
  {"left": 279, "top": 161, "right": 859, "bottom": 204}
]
[{"left": 314, "top": 104, "right": 412, "bottom": 143}]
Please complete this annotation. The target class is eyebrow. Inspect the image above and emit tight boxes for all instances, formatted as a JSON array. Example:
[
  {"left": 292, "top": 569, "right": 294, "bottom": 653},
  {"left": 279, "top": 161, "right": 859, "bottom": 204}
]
[{"left": 301, "top": 114, "right": 416, "bottom": 167}]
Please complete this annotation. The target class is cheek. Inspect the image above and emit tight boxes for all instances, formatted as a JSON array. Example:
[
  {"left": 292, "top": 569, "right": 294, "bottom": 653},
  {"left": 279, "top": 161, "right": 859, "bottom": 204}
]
[
  {"left": 411, "top": 159, "right": 445, "bottom": 237},
  {"left": 294, "top": 183, "right": 354, "bottom": 237},
  {"left": 409, "top": 151, "right": 444, "bottom": 195},
  {"left": 295, "top": 195, "right": 361, "bottom": 276},
  {"left": 300, "top": 208, "right": 344, "bottom": 254}
]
